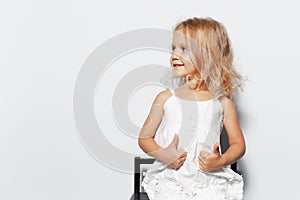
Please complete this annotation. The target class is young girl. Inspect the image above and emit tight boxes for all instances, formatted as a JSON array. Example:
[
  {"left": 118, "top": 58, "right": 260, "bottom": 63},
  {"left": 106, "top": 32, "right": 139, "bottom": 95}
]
[{"left": 138, "top": 17, "right": 246, "bottom": 200}]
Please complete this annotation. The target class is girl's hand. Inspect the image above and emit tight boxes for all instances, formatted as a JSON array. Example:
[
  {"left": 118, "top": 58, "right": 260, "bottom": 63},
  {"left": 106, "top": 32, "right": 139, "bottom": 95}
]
[
  {"left": 168, "top": 151, "right": 187, "bottom": 170},
  {"left": 198, "top": 142, "right": 223, "bottom": 172},
  {"left": 161, "top": 134, "right": 187, "bottom": 170}
]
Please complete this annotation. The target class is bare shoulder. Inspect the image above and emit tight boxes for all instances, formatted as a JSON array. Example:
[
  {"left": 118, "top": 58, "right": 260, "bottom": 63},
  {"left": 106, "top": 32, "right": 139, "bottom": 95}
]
[
  {"left": 152, "top": 89, "right": 173, "bottom": 107},
  {"left": 218, "top": 96, "right": 236, "bottom": 114}
]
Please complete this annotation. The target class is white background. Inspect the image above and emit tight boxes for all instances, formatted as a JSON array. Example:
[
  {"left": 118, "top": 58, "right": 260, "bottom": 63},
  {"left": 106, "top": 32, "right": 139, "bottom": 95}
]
[{"left": 1, "top": 0, "right": 300, "bottom": 199}]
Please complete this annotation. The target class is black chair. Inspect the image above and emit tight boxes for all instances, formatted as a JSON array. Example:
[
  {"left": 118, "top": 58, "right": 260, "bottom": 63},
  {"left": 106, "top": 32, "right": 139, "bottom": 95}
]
[{"left": 130, "top": 157, "right": 155, "bottom": 200}]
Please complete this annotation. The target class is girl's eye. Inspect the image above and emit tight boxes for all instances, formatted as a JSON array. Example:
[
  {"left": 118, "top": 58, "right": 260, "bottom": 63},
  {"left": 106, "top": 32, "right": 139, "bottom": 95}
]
[
  {"left": 170, "top": 45, "right": 187, "bottom": 54},
  {"left": 171, "top": 46, "right": 176, "bottom": 52}
]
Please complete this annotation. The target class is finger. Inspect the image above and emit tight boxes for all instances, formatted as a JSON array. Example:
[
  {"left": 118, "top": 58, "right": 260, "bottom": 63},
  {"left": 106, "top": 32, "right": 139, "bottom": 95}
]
[
  {"left": 199, "top": 153, "right": 207, "bottom": 160},
  {"left": 199, "top": 159, "right": 205, "bottom": 166},
  {"left": 172, "top": 164, "right": 180, "bottom": 170},
  {"left": 199, "top": 151, "right": 209, "bottom": 159},
  {"left": 200, "top": 166, "right": 208, "bottom": 172},
  {"left": 179, "top": 156, "right": 186, "bottom": 162},
  {"left": 213, "top": 142, "right": 220, "bottom": 153},
  {"left": 170, "top": 163, "right": 179, "bottom": 170},
  {"left": 170, "top": 165, "right": 177, "bottom": 170},
  {"left": 175, "top": 157, "right": 185, "bottom": 165},
  {"left": 206, "top": 152, "right": 219, "bottom": 160},
  {"left": 177, "top": 148, "right": 186, "bottom": 156},
  {"left": 180, "top": 151, "right": 187, "bottom": 156},
  {"left": 198, "top": 162, "right": 205, "bottom": 171},
  {"left": 198, "top": 161, "right": 208, "bottom": 172},
  {"left": 198, "top": 156, "right": 206, "bottom": 165},
  {"left": 199, "top": 164, "right": 203, "bottom": 170},
  {"left": 179, "top": 152, "right": 187, "bottom": 159},
  {"left": 198, "top": 155, "right": 203, "bottom": 161},
  {"left": 204, "top": 153, "right": 213, "bottom": 159}
]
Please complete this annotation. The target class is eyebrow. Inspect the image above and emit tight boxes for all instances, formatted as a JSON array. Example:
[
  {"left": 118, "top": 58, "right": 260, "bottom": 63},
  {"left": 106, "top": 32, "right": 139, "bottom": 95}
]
[{"left": 171, "top": 43, "right": 187, "bottom": 46}]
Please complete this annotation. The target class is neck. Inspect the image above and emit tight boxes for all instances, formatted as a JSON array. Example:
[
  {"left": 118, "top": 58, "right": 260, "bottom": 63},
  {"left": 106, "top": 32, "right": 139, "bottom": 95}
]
[{"left": 183, "top": 81, "right": 208, "bottom": 92}]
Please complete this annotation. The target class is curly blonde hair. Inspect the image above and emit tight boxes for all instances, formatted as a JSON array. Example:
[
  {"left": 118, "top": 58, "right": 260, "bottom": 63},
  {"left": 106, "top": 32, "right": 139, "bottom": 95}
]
[{"left": 163, "top": 17, "right": 243, "bottom": 99}]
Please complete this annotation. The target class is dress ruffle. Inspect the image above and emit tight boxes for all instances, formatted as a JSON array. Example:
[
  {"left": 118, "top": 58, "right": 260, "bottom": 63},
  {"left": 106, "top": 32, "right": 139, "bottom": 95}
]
[{"left": 142, "top": 164, "right": 243, "bottom": 200}]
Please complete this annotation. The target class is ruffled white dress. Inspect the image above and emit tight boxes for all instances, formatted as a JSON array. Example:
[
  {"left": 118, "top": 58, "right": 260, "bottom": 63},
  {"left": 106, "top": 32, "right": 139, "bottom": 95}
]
[{"left": 142, "top": 88, "right": 244, "bottom": 200}]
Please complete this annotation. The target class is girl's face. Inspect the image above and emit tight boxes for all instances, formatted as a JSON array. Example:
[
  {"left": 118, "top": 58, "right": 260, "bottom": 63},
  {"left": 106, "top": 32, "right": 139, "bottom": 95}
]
[{"left": 170, "top": 30, "right": 198, "bottom": 78}]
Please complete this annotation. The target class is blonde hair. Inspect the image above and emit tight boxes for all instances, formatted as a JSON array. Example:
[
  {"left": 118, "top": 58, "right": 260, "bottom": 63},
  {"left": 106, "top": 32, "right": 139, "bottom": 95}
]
[{"left": 162, "top": 17, "right": 243, "bottom": 99}]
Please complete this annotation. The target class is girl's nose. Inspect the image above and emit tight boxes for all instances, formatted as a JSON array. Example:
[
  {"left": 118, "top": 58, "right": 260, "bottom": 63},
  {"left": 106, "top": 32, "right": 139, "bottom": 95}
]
[
  {"left": 171, "top": 51, "right": 180, "bottom": 60},
  {"left": 170, "top": 53, "right": 180, "bottom": 66}
]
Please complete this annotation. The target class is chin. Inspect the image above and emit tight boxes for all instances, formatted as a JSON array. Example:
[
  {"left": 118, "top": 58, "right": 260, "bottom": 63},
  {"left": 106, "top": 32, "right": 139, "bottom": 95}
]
[{"left": 172, "top": 71, "right": 185, "bottom": 78}]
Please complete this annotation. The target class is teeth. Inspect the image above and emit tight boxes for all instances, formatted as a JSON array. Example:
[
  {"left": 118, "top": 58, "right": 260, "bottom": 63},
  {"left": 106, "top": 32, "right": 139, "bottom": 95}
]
[{"left": 174, "top": 64, "right": 184, "bottom": 67}]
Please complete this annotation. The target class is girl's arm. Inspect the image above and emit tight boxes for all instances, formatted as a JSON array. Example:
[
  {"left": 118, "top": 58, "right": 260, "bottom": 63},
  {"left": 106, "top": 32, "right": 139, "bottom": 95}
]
[
  {"left": 138, "top": 90, "right": 187, "bottom": 170},
  {"left": 199, "top": 97, "right": 246, "bottom": 172},
  {"left": 220, "top": 97, "right": 246, "bottom": 166}
]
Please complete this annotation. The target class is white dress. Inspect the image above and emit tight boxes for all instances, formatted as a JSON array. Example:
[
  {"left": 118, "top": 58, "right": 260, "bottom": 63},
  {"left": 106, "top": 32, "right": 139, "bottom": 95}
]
[{"left": 142, "top": 88, "right": 244, "bottom": 200}]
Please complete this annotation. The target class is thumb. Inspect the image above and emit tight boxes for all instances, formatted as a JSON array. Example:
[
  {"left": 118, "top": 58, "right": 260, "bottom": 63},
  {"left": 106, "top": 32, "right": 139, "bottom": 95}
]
[
  {"left": 213, "top": 142, "right": 220, "bottom": 153},
  {"left": 169, "top": 134, "right": 179, "bottom": 149}
]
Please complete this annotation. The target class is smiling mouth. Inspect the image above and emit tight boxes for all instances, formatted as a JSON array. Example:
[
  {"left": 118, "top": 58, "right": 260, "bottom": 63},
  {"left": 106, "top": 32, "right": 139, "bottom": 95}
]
[{"left": 173, "top": 64, "right": 184, "bottom": 68}]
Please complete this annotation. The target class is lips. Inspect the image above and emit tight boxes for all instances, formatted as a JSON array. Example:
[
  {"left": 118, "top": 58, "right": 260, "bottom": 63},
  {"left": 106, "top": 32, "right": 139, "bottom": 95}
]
[{"left": 173, "top": 64, "right": 184, "bottom": 68}]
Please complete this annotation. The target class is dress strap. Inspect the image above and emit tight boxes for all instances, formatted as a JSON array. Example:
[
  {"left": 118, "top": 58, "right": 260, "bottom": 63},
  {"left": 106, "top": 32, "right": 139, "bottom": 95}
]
[{"left": 168, "top": 88, "right": 175, "bottom": 96}]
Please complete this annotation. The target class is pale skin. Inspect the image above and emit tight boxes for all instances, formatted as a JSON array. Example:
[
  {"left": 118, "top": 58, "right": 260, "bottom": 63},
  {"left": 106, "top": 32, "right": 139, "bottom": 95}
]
[{"left": 138, "top": 30, "right": 246, "bottom": 172}]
